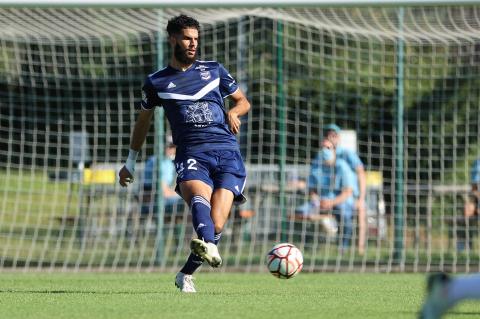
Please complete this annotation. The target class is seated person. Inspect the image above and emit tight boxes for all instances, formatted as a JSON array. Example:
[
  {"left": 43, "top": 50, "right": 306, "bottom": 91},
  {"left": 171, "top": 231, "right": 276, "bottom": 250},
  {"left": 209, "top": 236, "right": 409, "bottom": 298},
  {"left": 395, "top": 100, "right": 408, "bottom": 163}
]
[
  {"left": 141, "top": 143, "right": 184, "bottom": 215},
  {"left": 295, "top": 139, "right": 356, "bottom": 248},
  {"left": 323, "top": 123, "right": 367, "bottom": 254}
]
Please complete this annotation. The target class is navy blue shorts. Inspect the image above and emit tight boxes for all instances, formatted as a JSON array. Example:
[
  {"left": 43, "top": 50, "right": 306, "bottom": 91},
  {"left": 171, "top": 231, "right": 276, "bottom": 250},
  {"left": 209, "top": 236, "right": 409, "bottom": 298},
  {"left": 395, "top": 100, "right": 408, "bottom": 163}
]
[{"left": 174, "top": 149, "right": 247, "bottom": 205}]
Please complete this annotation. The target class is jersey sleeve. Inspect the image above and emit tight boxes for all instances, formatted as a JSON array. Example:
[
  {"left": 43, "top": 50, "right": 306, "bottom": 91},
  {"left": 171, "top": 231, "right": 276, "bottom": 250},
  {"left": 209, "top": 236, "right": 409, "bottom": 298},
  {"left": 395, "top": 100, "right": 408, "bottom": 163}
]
[
  {"left": 338, "top": 161, "right": 356, "bottom": 191},
  {"left": 218, "top": 64, "right": 239, "bottom": 98},
  {"left": 140, "top": 77, "right": 161, "bottom": 110},
  {"left": 344, "top": 149, "right": 364, "bottom": 171}
]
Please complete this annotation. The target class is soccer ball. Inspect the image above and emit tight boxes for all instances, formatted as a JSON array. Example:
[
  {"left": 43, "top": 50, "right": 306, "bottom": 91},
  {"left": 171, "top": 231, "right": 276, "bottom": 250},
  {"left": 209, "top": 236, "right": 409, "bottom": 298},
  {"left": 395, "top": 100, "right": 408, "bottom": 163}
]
[{"left": 266, "top": 243, "right": 303, "bottom": 279}]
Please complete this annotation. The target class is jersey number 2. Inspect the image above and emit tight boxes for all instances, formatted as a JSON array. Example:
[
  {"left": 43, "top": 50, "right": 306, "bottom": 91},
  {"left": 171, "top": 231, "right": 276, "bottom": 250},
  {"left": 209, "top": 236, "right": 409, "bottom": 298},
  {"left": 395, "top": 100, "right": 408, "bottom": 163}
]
[{"left": 187, "top": 159, "right": 197, "bottom": 170}]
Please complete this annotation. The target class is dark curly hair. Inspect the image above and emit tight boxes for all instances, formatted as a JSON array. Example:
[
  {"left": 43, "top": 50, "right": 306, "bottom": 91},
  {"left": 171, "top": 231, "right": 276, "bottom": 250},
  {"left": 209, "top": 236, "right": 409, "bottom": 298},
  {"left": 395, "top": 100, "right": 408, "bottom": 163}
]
[{"left": 166, "top": 15, "right": 200, "bottom": 36}]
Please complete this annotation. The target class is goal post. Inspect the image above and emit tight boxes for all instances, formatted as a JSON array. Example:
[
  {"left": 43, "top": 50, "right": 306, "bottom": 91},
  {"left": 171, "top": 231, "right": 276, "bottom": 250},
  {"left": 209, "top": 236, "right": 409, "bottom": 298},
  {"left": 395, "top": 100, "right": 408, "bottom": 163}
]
[
  {"left": 0, "top": 3, "right": 480, "bottom": 272},
  {"left": 2, "top": 0, "right": 480, "bottom": 7}
]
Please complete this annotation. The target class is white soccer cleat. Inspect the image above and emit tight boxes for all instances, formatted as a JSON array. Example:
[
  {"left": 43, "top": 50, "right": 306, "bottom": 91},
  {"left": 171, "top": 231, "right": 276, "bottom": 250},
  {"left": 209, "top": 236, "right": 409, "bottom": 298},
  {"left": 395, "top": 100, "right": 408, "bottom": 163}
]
[
  {"left": 419, "top": 273, "right": 451, "bottom": 319},
  {"left": 175, "top": 272, "right": 196, "bottom": 293},
  {"left": 190, "top": 239, "right": 222, "bottom": 268}
]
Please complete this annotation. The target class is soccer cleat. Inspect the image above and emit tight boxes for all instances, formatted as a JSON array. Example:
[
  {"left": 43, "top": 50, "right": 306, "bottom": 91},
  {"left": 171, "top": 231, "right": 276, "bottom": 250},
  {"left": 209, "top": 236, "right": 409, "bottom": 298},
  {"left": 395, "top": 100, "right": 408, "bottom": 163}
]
[
  {"left": 419, "top": 272, "right": 451, "bottom": 319},
  {"left": 175, "top": 272, "right": 196, "bottom": 293},
  {"left": 190, "top": 239, "right": 222, "bottom": 268}
]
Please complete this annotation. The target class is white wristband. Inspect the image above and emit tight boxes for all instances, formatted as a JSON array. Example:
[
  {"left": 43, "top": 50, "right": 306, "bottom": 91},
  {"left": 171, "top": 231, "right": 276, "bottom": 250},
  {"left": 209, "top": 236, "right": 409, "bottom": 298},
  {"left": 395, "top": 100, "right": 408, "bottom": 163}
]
[{"left": 125, "top": 149, "right": 139, "bottom": 174}]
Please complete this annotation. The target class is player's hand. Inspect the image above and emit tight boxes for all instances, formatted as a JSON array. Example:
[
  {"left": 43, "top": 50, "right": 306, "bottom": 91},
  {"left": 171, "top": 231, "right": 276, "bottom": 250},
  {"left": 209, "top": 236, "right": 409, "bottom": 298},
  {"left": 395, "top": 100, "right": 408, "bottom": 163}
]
[
  {"left": 118, "top": 165, "right": 134, "bottom": 187},
  {"left": 227, "top": 110, "right": 241, "bottom": 134},
  {"left": 320, "top": 199, "right": 334, "bottom": 210}
]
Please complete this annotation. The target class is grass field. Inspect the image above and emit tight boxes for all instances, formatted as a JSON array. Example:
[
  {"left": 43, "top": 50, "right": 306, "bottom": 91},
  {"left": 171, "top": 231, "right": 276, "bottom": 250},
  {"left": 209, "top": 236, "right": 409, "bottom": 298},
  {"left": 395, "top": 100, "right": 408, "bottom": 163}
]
[{"left": 0, "top": 272, "right": 478, "bottom": 319}]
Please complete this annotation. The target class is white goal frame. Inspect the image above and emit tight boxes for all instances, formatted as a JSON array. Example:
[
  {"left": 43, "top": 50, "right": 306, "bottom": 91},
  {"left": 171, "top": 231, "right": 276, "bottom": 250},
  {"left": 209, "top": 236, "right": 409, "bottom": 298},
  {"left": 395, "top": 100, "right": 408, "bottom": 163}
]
[{"left": 0, "top": 0, "right": 479, "bottom": 7}]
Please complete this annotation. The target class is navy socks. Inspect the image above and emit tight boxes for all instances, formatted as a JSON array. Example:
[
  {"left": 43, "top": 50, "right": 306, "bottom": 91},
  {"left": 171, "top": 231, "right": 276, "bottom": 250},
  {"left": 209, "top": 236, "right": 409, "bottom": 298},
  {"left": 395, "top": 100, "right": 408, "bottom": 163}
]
[
  {"left": 180, "top": 196, "right": 223, "bottom": 275},
  {"left": 191, "top": 195, "right": 215, "bottom": 243}
]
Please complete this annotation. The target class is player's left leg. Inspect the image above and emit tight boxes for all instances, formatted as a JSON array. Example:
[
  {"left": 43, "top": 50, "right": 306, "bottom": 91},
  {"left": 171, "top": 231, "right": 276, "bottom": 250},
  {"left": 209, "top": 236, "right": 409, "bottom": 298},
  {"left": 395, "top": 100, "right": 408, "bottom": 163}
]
[{"left": 208, "top": 149, "right": 247, "bottom": 261}]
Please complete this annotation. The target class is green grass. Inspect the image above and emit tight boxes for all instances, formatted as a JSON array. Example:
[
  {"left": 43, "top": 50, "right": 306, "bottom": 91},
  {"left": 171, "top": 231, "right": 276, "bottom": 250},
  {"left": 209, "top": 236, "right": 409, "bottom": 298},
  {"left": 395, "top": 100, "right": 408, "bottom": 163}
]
[{"left": 0, "top": 272, "right": 478, "bottom": 319}]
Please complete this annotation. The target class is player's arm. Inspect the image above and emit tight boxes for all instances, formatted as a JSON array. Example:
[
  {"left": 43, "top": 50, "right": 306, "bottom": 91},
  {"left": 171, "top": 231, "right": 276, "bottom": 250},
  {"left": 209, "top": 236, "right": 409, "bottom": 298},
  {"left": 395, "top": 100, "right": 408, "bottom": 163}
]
[
  {"left": 332, "top": 187, "right": 353, "bottom": 207},
  {"left": 119, "top": 108, "right": 155, "bottom": 187},
  {"left": 130, "top": 108, "right": 155, "bottom": 151},
  {"left": 321, "top": 163, "right": 354, "bottom": 209},
  {"left": 227, "top": 89, "right": 250, "bottom": 135},
  {"left": 320, "top": 187, "right": 353, "bottom": 209}
]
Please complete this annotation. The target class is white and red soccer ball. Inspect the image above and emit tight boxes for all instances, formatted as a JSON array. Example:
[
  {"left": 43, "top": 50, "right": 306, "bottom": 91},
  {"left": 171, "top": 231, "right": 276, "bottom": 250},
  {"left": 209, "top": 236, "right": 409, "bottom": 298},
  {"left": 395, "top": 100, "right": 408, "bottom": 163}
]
[{"left": 266, "top": 243, "right": 303, "bottom": 279}]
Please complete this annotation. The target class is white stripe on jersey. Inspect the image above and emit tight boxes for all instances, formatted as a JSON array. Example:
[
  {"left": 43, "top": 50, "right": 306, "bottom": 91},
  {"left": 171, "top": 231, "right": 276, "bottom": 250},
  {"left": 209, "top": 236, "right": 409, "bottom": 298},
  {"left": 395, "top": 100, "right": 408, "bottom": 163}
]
[
  {"left": 157, "top": 78, "right": 220, "bottom": 101},
  {"left": 196, "top": 59, "right": 217, "bottom": 63},
  {"left": 240, "top": 176, "right": 247, "bottom": 193},
  {"left": 222, "top": 87, "right": 239, "bottom": 99}
]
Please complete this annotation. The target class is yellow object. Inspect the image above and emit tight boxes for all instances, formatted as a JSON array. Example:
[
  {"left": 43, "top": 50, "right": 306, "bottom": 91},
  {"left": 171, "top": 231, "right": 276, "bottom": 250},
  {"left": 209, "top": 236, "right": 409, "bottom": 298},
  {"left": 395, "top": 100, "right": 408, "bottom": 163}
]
[
  {"left": 83, "top": 168, "right": 116, "bottom": 185},
  {"left": 366, "top": 171, "right": 382, "bottom": 187}
]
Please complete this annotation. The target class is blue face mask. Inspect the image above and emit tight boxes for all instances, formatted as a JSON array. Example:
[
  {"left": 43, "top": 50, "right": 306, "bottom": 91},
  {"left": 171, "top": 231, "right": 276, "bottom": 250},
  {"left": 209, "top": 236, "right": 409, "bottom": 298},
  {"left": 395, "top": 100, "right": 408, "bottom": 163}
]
[{"left": 322, "top": 148, "right": 334, "bottom": 162}]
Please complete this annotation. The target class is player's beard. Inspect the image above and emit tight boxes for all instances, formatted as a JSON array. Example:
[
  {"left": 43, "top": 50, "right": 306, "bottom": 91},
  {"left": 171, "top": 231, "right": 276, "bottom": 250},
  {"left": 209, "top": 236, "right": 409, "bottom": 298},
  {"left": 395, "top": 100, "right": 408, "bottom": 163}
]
[{"left": 174, "top": 44, "right": 196, "bottom": 65}]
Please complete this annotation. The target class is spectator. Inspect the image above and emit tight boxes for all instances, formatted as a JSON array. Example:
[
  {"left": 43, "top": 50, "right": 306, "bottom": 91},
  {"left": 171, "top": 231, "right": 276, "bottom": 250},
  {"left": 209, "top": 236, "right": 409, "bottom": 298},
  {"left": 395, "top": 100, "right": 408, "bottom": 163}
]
[
  {"left": 470, "top": 158, "right": 480, "bottom": 199},
  {"left": 457, "top": 159, "right": 480, "bottom": 251},
  {"left": 141, "top": 143, "right": 184, "bottom": 215},
  {"left": 298, "top": 139, "right": 356, "bottom": 249},
  {"left": 323, "top": 123, "right": 367, "bottom": 255}
]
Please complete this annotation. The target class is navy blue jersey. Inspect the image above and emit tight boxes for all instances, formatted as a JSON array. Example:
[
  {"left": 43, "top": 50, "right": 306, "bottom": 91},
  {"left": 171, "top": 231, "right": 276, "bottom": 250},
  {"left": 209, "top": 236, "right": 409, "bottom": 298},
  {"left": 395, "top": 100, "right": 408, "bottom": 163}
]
[{"left": 141, "top": 60, "right": 240, "bottom": 154}]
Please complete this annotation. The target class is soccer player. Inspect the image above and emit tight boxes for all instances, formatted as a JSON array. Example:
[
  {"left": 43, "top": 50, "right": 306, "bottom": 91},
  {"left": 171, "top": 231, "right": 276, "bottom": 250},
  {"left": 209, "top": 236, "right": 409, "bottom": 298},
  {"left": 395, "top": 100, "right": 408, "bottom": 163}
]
[
  {"left": 323, "top": 124, "right": 367, "bottom": 255},
  {"left": 419, "top": 272, "right": 480, "bottom": 318},
  {"left": 118, "top": 14, "right": 251, "bottom": 293}
]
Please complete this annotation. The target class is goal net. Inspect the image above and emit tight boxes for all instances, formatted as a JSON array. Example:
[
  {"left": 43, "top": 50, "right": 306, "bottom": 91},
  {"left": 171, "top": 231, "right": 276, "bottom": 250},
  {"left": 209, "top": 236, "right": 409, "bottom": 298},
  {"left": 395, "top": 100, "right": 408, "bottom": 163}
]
[{"left": 0, "top": 5, "right": 479, "bottom": 272}]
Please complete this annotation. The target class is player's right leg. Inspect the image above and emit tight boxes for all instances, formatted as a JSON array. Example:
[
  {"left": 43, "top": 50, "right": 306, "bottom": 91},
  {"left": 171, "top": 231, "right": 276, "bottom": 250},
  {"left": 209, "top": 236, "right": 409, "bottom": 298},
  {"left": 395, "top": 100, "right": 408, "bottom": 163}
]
[
  {"left": 178, "top": 180, "right": 222, "bottom": 267},
  {"left": 190, "top": 238, "right": 222, "bottom": 267}
]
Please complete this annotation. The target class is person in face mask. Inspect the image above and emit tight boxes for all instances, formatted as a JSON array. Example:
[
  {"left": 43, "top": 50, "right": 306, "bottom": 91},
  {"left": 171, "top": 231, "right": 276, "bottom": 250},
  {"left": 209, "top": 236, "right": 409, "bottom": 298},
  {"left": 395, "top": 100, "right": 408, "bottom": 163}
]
[
  {"left": 303, "top": 139, "right": 357, "bottom": 250},
  {"left": 141, "top": 142, "right": 184, "bottom": 215},
  {"left": 323, "top": 124, "right": 367, "bottom": 255}
]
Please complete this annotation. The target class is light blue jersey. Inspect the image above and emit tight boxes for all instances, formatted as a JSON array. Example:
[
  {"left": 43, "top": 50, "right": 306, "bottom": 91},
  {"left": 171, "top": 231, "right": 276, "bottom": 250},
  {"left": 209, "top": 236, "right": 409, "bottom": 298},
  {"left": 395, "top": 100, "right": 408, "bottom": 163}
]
[{"left": 308, "top": 157, "right": 356, "bottom": 207}]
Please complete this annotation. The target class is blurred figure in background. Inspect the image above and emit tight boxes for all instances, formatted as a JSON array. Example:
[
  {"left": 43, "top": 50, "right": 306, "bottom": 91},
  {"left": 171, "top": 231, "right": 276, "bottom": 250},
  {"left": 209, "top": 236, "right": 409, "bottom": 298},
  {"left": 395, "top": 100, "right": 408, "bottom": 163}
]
[
  {"left": 456, "top": 158, "right": 480, "bottom": 252},
  {"left": 141, "top": 143, "right": 184, "bottom": 216},
  {"left": 302, "top": 139, "right": 356, "bottom": 250},
  {"left": 323, "top": 124, "right": 367, "bottom": 255},
  {"left": 467, "top": 158, "right": 480, "bottom": 217}
]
